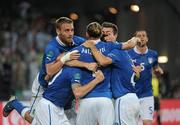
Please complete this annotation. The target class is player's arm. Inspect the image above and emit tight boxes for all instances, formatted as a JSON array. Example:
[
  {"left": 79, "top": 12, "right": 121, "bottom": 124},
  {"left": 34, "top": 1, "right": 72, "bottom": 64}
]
[
  {"left": 45, "top": 50, "right": 80, "bottom": 80},
  {"left": 65, "top": 60, "right": 98, "bottom": 72},
  {"left": 121, "top": 37, "right": 140, "bottom": 50},
  {"left": 72, "top": 70, "right": 104, "bottom": 98},
  {"left": 82, "top": 42, "right": 112, "bottom": 67}
]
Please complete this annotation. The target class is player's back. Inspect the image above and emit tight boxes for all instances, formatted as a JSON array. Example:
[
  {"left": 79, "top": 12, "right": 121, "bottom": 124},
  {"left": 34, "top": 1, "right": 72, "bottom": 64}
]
[{"left": 43, "top": 66, "right": 81, "bottom": 107}]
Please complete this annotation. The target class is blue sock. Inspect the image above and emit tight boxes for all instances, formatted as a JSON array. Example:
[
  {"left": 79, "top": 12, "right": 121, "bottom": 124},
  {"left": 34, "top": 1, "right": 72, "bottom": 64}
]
[{"left": 11, "top": 100, "right": 26, "bottom": 115}]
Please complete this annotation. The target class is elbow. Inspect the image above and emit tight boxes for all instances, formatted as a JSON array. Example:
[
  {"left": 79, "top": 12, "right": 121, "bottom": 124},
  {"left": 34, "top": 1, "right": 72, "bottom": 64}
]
[
  {"left": 98, "top": 61, "right": 109, "bottom": 67},
  {"left": 46, "top": 69, "right": 54, "bottom": 76}
]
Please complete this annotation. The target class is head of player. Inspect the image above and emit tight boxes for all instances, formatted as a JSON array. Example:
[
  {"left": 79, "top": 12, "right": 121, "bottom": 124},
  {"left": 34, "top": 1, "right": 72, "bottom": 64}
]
[
  {"left": 134, "top": 30, "right": 149, "bottom": 48},
  {"left": 86, "top": 22, "right": 102, "bottom": 40},
  {"left": 101, "top": 22, "right": 118, "bottom": 42},
  {"left": 55, "top": 17, "right": 74, "bottom": 46}
]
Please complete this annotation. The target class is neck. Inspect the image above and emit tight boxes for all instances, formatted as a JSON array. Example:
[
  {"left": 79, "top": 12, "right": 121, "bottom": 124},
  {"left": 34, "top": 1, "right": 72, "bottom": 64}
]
[
  {"left": 136, "top": 45, "right": 148, "bottom": 54},
  {"left": 88, "top": 37, "right": 99, "bottom": 40}
]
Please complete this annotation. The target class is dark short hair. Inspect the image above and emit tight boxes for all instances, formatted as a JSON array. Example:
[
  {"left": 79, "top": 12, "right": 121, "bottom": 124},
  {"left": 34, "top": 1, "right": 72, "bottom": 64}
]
[
  {"left": 134, "top": 30, "right": 147, "bottom": 36},
  {"left": 102, "top": 22, "right": 118, "bottom": 35},
  {"left": 86, "top": 22, "right": 102, "bottom": 38},
  {"left": 55, "top": 17, "right": 73, "bottom": 29}
]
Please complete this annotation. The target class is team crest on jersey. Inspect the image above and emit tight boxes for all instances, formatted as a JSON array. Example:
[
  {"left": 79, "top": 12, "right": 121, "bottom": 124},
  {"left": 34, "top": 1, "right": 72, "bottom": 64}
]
[
  {"left": 47, "top": 51, "right": 54, "bottom": 59},
  {"left": 74, "top": 73, "right": 81, "bottom": 80},
  {"left": 148, "top": 57, "right": 153, "bottom": 64}
]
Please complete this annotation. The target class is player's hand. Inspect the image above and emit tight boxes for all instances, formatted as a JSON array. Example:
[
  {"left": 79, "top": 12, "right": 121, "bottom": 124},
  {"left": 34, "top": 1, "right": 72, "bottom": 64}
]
[
  {"left": 103, "top": 33, "right": 115, "bottom": 42},
  {"left": 94, "top": 70, "right": 104, "bottom": 83},
  {"left": 86, "top": 62, "right": 98, "bottom": 72},
  {"left": 82, "top": 40, "right": 95, "bottom": 48},
  {"left": 128, "top": 37, "right": 141, "bottom": 47},
  {"left": 56, "top": 53, "right": 65, "bottom": 61},
  {"left": 154, "top": 66, "right": 164, "bottom": 76},
  {"left": 69, "top": 51, "right": 80, "bottom": 60},
  {"left": 133, "top": 65, "right": 141, "bottom": 79},
  {"left": 60, "top": 50, "right": 80, "bottom": 64}
]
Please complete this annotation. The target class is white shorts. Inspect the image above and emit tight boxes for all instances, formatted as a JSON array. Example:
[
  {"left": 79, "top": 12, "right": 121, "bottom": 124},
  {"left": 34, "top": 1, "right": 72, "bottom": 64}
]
[
  {"left": 31, "top": 98, "right": 70, "bottom": 125},
  {"left": 76, "top": 97, "right": 114, "bottom": 125},
  {"left": 30, "top": 73, "right": 44, "bottom": 117},
  {"left": 114, "top": 93, "right": 140, "bottom": 125},
  {"left": 139, "top": 96, "right": 154, "bottom": 120}
]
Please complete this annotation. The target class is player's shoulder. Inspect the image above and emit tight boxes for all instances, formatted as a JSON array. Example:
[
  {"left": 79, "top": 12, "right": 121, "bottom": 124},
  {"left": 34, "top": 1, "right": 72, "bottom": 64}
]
[
  {"left": 71, "top": 44, "right": 84, "bottom": 52},
  {"left": 46, "top": 37, "right": 57, "bottom": 47},
  {"left": 148, "top": 49, "right": 158, "bottom": 56},
  {"left": 73, "top": 35, "right": 86, "bottom": 45},
  {"left": 127, "top": 48, "right": 134, "bottom": 53}
]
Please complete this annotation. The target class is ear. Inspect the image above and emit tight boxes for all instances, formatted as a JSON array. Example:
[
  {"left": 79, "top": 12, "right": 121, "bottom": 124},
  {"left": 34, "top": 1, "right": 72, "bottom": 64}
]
[
  {"left": 86, "top": 32, "right": 89, "bottom": 38},
  {"left": 146, "top": 37, "right": 149, "bottom": 42},
  {"left": 115, "top": 34, "right": 118, "bottom": 39},
  {"left": 56, "top": 29, "right": 60, "bottom": 35}
]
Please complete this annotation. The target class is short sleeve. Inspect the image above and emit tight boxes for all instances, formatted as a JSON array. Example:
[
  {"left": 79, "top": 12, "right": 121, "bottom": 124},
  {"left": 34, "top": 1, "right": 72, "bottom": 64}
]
[
  {"left": 153, "top": 51, "right": 158, "bottom": 67},
  {"left": 106, "top": 42, "right": 122, "bottom": 51},
  {"left": 107, "top": 49, "right": 119, "bottom": 65},
  {"left": 70, "top": 67, "right": 82, "bottom": 86},
  {"left": 45, "top": 45, "right": 59, "bottom": 64}
]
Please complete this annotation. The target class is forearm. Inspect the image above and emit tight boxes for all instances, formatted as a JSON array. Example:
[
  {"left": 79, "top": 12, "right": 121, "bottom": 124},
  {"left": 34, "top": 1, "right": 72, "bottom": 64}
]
[
  {"left": 122, "top": 40, "right": 133, "bottom": 50},
  {"left": 73, "top": 79, "right": 99, "bottom": 98},
  {"left": 90, "top": 46, "right": 111, "bottom": 66},
  {"left": 65, "top": 60, "right": 88, "bottom": 68},
  {"left": 46, "top": 60, "right": 64, "bottom": 77},
  {"left": 122, "top": 37, "right": 138, "bottom": 50}
]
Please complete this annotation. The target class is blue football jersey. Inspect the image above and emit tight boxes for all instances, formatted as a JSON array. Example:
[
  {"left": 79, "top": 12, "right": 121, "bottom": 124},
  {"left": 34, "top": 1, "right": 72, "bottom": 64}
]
[
  {"left": 43, "top": 66, "right": 82, "bottom": 107},
  {"left": 128, "top": 48, "right": 158, "bottom": 98},
  {"left": 107, "top": 49, "right": 136, "bottom": 99},
  {"left": 38, "top": 36, "right": 85, "bottom": 87},
  {"left": 71, "top": 40, "right": 122, "bottom": 99}
]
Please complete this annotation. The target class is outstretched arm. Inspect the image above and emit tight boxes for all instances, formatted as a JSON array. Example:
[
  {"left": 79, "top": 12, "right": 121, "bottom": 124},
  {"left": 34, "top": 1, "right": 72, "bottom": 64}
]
[{"left": 121, "top": 37, "right": 140, "bottom": 50}]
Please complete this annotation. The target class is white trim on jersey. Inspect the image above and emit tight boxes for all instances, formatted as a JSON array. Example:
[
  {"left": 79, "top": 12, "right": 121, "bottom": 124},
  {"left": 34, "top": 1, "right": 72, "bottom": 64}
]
[{"left": 48, "top": 69, "right": 63, "bottom": 85}]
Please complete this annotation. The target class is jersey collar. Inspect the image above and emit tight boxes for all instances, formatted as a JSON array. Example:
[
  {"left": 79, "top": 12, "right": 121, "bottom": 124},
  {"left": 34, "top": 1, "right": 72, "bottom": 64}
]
[
  {"left": 56, "top": 36, "right": 67, "bottom": 47},
  {"left": 134, "top": 46, "right": 148, "bottom": 54}
]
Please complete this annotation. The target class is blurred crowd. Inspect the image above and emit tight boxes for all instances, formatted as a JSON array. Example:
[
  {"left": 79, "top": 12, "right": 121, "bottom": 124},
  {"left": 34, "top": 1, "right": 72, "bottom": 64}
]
[
  {"left": 0, "top": 1, "right": 52, "bottom": 100},
  {"left": 0, "top": 1, "right": 179, "bottom": 100}
]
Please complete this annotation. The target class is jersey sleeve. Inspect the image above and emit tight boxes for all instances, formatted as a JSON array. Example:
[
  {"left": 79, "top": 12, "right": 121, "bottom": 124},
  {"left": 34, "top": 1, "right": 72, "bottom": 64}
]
[
  {"left": 45, "top": 45, "right": 59, "bottom": 64},
  {"left": 70, "top": 67, "right": 82, "bottom": 87},
  {"left": 107, "top": 49, "right": 119, "bottom": 65},
  {"left": 153, "top": 51, "right": 158, "bottom": 67},
  {"left": 106, "top": 41, "right": 122, "bottom": 51}
]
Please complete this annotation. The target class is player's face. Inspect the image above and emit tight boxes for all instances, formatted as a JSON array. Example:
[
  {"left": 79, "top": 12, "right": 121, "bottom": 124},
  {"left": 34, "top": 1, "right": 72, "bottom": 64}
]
[
  {"left": 135, "top": 31, "right": 148, "bottom": 47},
  {"left": 102, "top": 27, "right": 117, "bottom": 42},
  {"left": 58, "top": 23, "right": 74, "bottom": 46}
]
